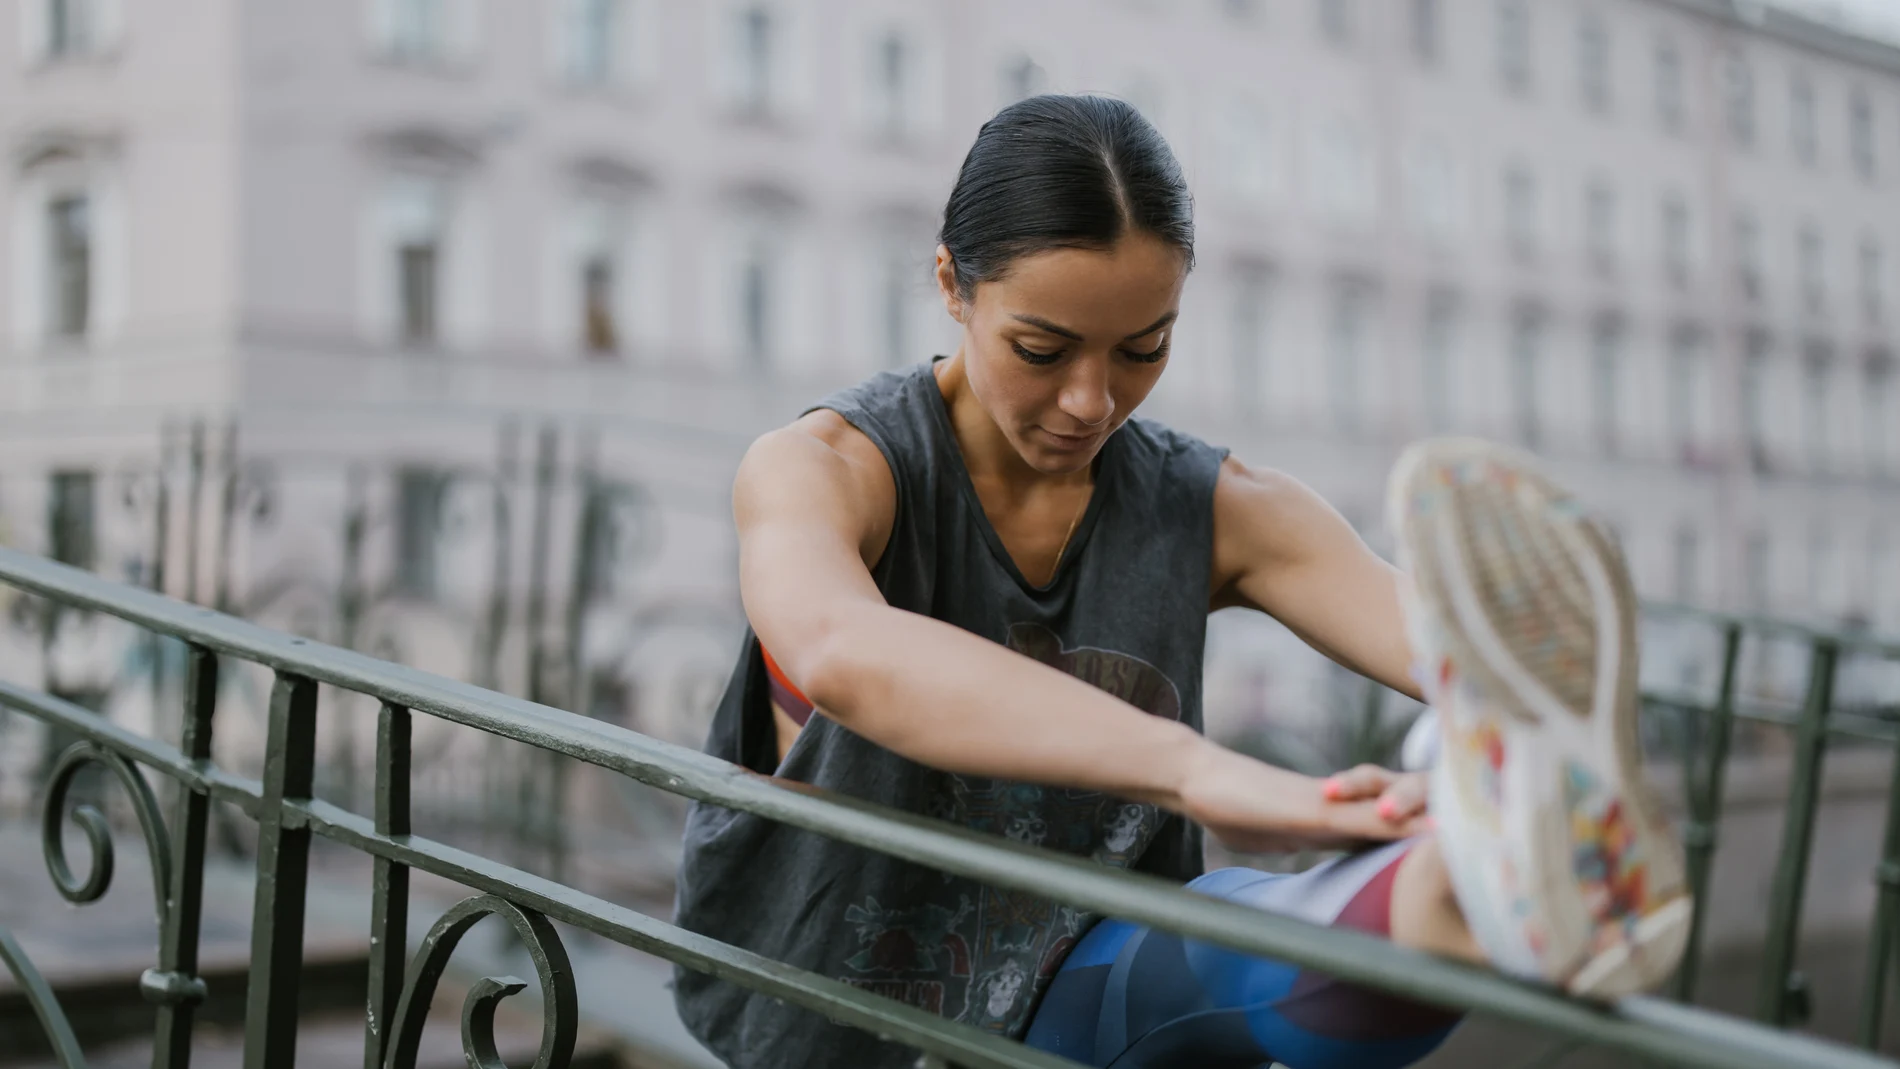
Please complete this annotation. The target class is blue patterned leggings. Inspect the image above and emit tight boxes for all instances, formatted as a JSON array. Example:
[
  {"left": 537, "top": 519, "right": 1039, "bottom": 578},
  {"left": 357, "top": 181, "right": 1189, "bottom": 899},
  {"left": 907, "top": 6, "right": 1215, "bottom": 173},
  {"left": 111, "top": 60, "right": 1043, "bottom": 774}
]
[{"left": 1023, "top": 841, "right": 1461, "bottom": 1068}]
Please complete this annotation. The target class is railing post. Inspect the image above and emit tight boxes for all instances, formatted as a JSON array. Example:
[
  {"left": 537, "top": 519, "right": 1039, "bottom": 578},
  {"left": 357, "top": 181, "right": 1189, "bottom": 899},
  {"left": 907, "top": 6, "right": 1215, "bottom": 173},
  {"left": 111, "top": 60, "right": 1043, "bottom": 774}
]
[
  {"left": 242, "top": 671, "right": 318, "bottom": 1069},
  {"left": 1755, "top": 638, "right": 1838, "bottom": 1026},
  {"left": 1673, "top": 623, "right": 1742, "bottom": 1002},
  {"left": 148, "top": 645, "right": 218, "bottom": 1069},
  {"left": 1856, "top": 725, "right": 1900, "bottom": 1048},
  {"left": 364, "top": 701, "right": 411, "bottom": 1069}
]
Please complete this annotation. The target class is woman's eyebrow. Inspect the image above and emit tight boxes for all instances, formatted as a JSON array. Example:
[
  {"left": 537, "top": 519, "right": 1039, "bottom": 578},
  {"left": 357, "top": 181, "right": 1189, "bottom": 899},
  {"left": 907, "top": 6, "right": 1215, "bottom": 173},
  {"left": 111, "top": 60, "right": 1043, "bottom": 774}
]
[
  {"left": 1010, "top": 313, "right": 1085, "bottom": 340},
  {"left": 1009, "top": 310, "right": 1179, "bottom": 341},
  {"left": 1123, "top": 311, "right": 1178, "bottom": 340}
]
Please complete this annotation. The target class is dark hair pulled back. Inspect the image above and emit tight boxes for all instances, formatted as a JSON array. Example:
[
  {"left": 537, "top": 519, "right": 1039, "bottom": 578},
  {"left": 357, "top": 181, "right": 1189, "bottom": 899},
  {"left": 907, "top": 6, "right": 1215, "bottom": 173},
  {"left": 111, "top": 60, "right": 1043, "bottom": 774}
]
[{"left": 938, "top": 94, "right": 1195, "bottom": 299}]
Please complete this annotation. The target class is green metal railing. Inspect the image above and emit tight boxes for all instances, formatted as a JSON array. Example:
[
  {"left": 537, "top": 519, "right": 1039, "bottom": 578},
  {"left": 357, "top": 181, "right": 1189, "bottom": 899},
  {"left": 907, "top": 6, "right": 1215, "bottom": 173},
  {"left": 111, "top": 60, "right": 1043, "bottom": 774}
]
[
  {"left": 1641, "top": 603, "right": 1900, "bottom": 1042},
  {"left": 0, "top": 545, "right": 1895, "bottom": 1069}
]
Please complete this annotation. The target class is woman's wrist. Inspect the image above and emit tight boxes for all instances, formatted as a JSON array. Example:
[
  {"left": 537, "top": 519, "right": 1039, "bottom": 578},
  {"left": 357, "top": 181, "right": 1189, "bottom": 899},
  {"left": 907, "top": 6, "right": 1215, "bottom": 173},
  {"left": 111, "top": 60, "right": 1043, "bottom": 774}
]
[{"left": 1129, "top": 721, "right": 1217, "bottom": 812}]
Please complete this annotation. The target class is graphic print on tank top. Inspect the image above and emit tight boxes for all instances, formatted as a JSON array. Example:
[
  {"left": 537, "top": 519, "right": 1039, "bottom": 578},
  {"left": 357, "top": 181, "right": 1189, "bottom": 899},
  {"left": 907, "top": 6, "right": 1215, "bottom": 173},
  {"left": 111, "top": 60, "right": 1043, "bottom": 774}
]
[{"left": 839, "top": 622, "right": 1184, "bottom": 1036}]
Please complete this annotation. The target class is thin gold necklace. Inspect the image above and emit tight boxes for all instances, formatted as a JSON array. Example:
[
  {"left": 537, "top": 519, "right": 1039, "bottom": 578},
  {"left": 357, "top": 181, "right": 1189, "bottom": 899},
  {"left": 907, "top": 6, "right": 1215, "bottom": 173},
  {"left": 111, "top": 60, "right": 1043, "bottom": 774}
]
[{"left": 1049, "top": 480, "right": 1092, "bottom": 577}]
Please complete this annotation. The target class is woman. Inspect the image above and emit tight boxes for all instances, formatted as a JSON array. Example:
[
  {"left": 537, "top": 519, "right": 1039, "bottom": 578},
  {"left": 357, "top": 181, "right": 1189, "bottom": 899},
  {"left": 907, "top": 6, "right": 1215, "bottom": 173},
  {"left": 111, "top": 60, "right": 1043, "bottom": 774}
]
[{"left": 673, "top": 95, "right": 1688, "bottom": 1069}]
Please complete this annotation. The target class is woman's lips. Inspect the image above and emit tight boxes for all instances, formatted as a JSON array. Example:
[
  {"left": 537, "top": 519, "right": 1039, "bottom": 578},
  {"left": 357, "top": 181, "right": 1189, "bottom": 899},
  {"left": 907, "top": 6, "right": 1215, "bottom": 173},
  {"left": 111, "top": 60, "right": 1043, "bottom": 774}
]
[{"left": 1039, "top": 427, "right": 1100, "bottom": 450}]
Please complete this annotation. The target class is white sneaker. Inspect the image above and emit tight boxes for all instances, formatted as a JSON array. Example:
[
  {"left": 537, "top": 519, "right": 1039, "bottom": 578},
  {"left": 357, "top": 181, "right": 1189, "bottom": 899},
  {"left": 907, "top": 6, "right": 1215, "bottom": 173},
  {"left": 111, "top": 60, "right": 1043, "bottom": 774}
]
[{"left": 1387, "top": 437, "right": 1691, "bottom": 1000}]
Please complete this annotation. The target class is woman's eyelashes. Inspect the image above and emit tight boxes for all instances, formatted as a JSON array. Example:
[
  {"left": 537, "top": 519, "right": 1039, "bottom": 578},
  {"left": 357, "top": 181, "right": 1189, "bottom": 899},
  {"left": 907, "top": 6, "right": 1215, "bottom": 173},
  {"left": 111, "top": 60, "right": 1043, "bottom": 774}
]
[
  {"left": 1010, "top": 339, "right": 1170, "bottom": 366},
  {"left": 1011, "top": 340, "right": 1065, "bottom": 366}
]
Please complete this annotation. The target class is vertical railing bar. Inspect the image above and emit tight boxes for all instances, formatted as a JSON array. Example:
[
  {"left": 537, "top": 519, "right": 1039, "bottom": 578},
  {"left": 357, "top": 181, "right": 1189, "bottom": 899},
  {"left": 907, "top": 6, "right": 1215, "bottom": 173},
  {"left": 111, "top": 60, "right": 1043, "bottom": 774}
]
[
  {"left": 1673, "top": 623, "right": 1742, "bottom": 1002},
  {"left": 242, "top": 671, "right": 318, "bottom": 1069},
  {"left": 150, "top": 644, "right": 218, "bottom": 1069},
  {"left": 522, "top": 424, "right": 557, "bottom": 874},
  {"left": 364, "top": 700, "right": 412, "bottom": 1069},
  {"left": 1754, "top": 638, "right": 1838, "bottom": 1025},
  {"left": 146, "top": 424, "right": 173, "bottom": 749},
  {"left": 1854, "top": 728, "right": 1900, "bottom": 1048}
]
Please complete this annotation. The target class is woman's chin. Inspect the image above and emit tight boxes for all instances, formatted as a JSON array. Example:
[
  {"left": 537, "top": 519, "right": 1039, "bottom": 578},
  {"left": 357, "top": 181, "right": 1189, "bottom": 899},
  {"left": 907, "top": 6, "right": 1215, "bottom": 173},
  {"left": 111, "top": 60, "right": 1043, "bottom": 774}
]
[{"left": 1021, "top": 444, "right": 1100, "bottom": 476}]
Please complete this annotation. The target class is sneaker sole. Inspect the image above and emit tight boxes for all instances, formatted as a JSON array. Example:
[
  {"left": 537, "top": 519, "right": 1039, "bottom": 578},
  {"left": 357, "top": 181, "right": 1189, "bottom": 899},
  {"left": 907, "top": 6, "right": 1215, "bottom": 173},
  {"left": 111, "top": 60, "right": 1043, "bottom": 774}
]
[{"left": 1390, "top": 438, "right": 1689, "bottom": 1000}]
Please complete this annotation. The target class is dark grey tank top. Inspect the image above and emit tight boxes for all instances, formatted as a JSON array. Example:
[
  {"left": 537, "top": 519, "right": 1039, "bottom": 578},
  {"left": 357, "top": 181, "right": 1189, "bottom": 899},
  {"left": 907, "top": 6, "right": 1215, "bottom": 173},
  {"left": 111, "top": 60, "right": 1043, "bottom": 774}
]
[{"left": 673, "top": 361, "right": 1228, "bottom": 1069}]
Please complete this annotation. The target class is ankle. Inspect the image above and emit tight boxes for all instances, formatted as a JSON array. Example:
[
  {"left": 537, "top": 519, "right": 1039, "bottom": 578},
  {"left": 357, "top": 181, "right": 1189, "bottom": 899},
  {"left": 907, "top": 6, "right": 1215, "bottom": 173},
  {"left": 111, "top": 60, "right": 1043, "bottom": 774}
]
[{"left": 1390, "top": 837, "right": 1485, "bottom": 963}]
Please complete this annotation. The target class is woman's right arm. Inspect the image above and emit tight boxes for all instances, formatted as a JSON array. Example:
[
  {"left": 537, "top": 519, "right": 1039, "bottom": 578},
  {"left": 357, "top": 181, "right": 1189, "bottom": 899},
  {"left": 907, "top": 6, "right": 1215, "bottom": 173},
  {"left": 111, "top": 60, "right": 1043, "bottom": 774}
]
[{"left": 736, "top": 412, "right": 1426, "bottom": 852}]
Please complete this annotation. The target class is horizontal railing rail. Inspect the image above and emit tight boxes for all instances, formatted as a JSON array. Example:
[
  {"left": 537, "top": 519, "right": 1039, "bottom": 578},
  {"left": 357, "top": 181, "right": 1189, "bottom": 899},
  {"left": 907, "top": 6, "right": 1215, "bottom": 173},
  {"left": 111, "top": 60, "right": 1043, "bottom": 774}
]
[{"left": 0, "top": 545, "right": 1896, "bottom": 1069}]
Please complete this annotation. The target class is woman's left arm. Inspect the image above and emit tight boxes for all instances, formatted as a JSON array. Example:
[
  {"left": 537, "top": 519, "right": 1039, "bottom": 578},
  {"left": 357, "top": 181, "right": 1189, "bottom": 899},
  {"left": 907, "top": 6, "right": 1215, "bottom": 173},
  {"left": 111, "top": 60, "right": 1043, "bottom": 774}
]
[{"left": 1209, "top": 454, "right": 1423, "bottom": 704}]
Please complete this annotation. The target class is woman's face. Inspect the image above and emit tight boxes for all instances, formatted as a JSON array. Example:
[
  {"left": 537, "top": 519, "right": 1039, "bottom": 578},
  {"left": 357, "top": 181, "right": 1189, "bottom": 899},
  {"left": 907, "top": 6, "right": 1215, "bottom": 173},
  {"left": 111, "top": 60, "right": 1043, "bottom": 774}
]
[{"left": 937, "top": 231, "right": 1188, "bottom": 476}]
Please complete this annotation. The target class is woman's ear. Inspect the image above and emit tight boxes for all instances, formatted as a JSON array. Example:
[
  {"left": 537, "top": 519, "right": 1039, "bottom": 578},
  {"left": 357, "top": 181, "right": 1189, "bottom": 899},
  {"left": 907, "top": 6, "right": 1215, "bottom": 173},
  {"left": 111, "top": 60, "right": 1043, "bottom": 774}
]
[{"left": 934, "top": 244, "right": 967, "bottom": 324}]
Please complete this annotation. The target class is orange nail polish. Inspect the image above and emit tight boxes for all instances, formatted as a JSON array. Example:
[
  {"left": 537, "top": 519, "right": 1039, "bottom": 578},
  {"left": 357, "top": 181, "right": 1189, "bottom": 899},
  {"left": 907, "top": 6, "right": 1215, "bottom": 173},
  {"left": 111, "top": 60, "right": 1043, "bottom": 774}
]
[{"left": 1321, "top": 777, "right": 1342, "bottom": 800}]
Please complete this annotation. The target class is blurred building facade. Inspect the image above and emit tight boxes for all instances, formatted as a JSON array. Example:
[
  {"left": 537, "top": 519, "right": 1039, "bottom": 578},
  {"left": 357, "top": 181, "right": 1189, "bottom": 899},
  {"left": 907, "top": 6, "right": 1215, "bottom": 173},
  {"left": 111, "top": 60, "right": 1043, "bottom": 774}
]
[{"left": 2, "top": 0, "right": 1898, "bottom": 749}]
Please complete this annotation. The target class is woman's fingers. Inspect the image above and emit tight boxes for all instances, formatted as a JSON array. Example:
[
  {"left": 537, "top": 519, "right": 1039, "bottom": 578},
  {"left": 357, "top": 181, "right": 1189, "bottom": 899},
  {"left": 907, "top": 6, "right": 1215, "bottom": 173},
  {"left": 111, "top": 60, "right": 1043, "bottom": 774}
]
[
  {"left": 1319, "top": 763, "right": 1394, "bottom": 802},
  {"left": 1321, "top": 766, "right": 1430, "bottom": 825},
  {"left": 1376, "top": 771, "right": 1432, "bottom": 825}
]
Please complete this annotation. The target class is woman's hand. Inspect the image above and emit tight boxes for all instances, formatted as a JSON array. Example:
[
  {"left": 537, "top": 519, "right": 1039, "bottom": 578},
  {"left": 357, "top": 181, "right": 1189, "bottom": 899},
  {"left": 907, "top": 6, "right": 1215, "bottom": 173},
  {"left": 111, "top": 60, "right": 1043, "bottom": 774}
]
[
  {"left": 1174, "top": 743, "right": 1431, "bottom": 855},
  {"left": 1320, "top": 763, "right": 1431, "bottom": 826}
]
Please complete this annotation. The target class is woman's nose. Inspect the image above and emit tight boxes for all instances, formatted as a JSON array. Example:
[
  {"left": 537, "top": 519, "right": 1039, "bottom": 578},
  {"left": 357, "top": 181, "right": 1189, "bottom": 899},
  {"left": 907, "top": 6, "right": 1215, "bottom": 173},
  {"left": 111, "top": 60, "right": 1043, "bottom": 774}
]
[{"left": 1058, "top": 356, "right": 1115, "bottom": 427}]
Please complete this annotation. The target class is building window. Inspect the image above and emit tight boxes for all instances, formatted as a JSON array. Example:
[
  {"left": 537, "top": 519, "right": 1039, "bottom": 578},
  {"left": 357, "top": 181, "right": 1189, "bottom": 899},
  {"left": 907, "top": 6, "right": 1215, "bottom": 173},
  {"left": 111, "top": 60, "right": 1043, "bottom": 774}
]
[
  {"left": 1867, "top": 359, "right": 1893, "bottom": 473},
  {"left": 1318, "top": 117, "right": 1374, "bottom": 224},
  {"left": 1590, "top": 317, "right": 1621, "bottom": 454},
  {"left": 1803, "top": 349, "right": 1832, "bottom": 469},
  {"left": 1654, "top": 37, "right": 1683, "bottom": 132},
  {"left": 1799, "top": 223, "right": 1825, "bottom": 316},
  {"left": 394, "top": 468, "right": 449, "bottom": 599},
  {"left": 1230, "top": 264, "right": 1272, "bottom": 415},
  {"left": 1734, "top": 209, "right": 1762, "bottom": 303},
  {"left": 1673, "top": 524, "right": 1700, "bottom": 605},
  {"left": 1745, "top": 531, "right": 1772, "bottom": 610},
  {"left": 1725, "top": 54, "right": 1755, "bottom": 146},
  {"left": 1864, "top": 236, "right": 1885, "bottom": 326},
  {"left": 1503, "top": 165, "right": 1537, "bottom": 257},
  {"left": 582, "top": 256, "right": 618, "bottom": 356},
  {"left": 1496, "top": 0, "right": 1531, "bottom": 94},
  {"left": 47, "top": 0, "right": 96, "bottom": 58},
  {"left": 1578, "top": 12, "right": 1610, "bottom": 114},
  {"left": 1000, "top": 54, "right": 1047, "bottom": 106},
  {"left": 1214, "top": 97, "right": 1274, "bottom": 203},
  {"left": 877, "top": 246, "right": 914, "bottom": 368},
  {"left": 1661, "top": 194, "right": 1691, "bottom": 287},
  {"left": 1407, "top": 138, "right": 1458, "bottom": 239},
  {"left": 1850, "top": 89, "right": 1877, "bottom": 180},
  {"left": 734, "top": 5, "right": 774, "bottom": 116},
  {"left": 47, "top": 471, "right": 96, "bottom": 570},
  {"left": 870, "top": 31, "right": 911, "bottom": 140},
  {"left": 1742, "top": 333, "right": 1771, "bottom": 467},
  {"left": 383, "top": 175, "right": 449, "bottom": 348},
  {"left": 47, "top": 194, "right": 92, "bottom": 341},
  {"left": 1790, "top": 72, "right": 1818, "bottom": 166},
  {"left": 1319, "top": 0, "right": 1353, "bottom": 46},
  {"left": 389, "top": 0, "right": 448, "bottom": 62},
  {"left": 1871, "top": 528, "right": 1894, "bottom": 629},
  {"left": 1412, "top": 0, "right": 1441, "bottom": 65},
  {"left": 1668, "top": 329, "right": 1710, "bottom": 461},
  {"left": 1510, "top": 310, "right": 1542, "bottom": 447},
  {"left": 1809, "top": 528, "right": 1840, "bottom": 618},
  {"left": 570, "top": 196, "right": 626, "bottom": 357},
  {"left": 1328, "top": 280, "right": 1368, "bottom": 433},
  {"left": 398, "top": 240, "right": 439, "bottom": 345},
  {"left": 1585, "top": 180, "right": 1616, "bottom": 273},
  {"left": 1421, "top": 293, "right": 1456, "bottom": 431},
  {"left": 738, "top": 231, "right": 776, "bottom": 366},
  {"left": 564, "top": 0, "right": 617, "bottom": 85}
]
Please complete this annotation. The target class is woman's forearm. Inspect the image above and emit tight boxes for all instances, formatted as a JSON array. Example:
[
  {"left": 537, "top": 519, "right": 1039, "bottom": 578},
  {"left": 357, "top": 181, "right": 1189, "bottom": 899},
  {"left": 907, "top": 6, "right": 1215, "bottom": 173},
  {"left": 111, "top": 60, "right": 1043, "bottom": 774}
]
[{"left": 798, "top": 602, "right": 1217, "bottom": 810}]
